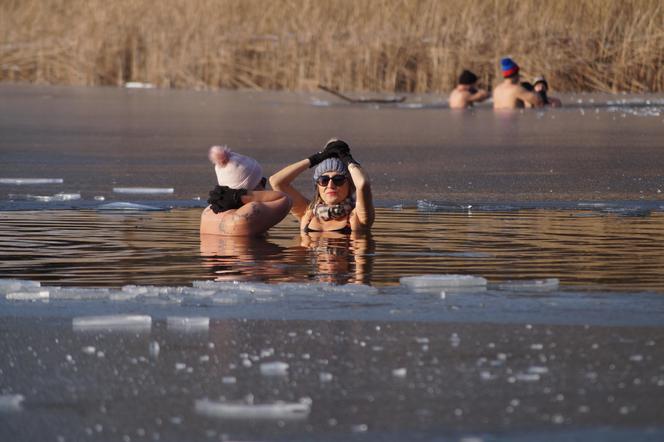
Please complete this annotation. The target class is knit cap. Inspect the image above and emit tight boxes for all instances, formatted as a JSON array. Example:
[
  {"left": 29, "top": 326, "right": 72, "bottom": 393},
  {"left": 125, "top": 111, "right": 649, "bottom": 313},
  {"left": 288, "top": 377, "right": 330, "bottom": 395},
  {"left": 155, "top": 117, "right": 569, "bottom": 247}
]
[
  {"left": 313, "top": 158, "right": 348, "bottom": 182},
  {"left": 208, "top": 145, "right": 263, "bottom": 190},
  {"left": 501, "top": 57, "right": 519, "bottom": 78}
]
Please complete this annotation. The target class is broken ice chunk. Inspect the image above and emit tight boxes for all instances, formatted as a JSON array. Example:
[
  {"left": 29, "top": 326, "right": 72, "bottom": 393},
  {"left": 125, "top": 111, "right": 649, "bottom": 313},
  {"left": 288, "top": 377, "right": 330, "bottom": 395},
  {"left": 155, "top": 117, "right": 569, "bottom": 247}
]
[
  {"left": 260, "top": 361, "right": 289, "bottom": 376},
  {"left": 400, "top": 274, "right": 487, "bottom": 292},
  {"left": 194, "top": 398, "right": 311, "bottom": 420},
  {"left": 73, "top": 315, "right": 152, "bottom": 331},
  {"left": 0, "top": 394, "right": 24, "bottom": 412},
  {"left": 5, "top": 290, "right": 49, "bottom": 301},
  {"left": 167, "top": 317, "right": 210, "bottom": 331},
  {"left": 0, "top": 178, "right": 63, "bottom": 185},
  {"left": 97, "top": 202, "right": 165, "bottom": 211},
  {"left": 497, "top": 278, "right": 559, "bottom": 292},
  {"left": 112, "top": 187, "right": 174, "bottom": 195},
  {"left": 0, "top": 279, "right": 40, "bottom": 294}
]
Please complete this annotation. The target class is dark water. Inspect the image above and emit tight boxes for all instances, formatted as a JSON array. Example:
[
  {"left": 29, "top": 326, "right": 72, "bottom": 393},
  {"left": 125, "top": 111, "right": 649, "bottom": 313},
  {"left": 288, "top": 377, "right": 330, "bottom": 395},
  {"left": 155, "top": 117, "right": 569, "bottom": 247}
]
[
  {"left": 1, "top": 208, "right": 664, "bottom": 291},
  {"left": 2, "top": 85, "right": 664, "bottom": 441}
]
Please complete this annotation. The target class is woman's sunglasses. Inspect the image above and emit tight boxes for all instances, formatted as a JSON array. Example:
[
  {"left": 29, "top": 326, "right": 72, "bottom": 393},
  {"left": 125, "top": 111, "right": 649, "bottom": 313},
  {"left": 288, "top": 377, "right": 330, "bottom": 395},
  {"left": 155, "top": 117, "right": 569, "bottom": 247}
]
[{"left": 316, "top": 174, "right": 348, "bottom": 187}]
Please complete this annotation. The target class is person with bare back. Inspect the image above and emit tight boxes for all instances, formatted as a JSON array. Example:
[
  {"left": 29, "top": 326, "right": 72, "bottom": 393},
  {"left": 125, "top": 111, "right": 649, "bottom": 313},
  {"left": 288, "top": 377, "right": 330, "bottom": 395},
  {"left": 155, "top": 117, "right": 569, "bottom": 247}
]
[
  {"left": 449, "top": 70, "right": 490, "bottom": 109},
  {"left": 492, "top": 58, "right": 542, "bottom": 110}
]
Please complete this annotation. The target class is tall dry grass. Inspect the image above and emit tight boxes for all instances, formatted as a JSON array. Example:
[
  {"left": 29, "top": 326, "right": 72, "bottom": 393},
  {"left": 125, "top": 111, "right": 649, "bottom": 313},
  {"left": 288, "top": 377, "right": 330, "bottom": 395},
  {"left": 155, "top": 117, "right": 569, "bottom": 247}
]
[{"left": 1, "top": 0, "right": 663, "bottom": 93}]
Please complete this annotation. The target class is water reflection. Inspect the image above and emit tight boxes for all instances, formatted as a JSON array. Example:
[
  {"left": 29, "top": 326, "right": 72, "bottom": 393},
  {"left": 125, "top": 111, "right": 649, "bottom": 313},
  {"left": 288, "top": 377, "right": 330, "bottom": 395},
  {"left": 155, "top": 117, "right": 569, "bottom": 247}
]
[{"left": 1, "top": 208, "right": 664, "bottom": 291}]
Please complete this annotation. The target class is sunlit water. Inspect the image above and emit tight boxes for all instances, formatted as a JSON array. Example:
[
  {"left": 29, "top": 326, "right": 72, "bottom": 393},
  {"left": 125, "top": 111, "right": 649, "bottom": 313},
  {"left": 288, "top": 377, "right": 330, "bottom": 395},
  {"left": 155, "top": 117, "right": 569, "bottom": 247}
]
[{"left": 2, "top": 85, "right": 664, "bottom": 441}]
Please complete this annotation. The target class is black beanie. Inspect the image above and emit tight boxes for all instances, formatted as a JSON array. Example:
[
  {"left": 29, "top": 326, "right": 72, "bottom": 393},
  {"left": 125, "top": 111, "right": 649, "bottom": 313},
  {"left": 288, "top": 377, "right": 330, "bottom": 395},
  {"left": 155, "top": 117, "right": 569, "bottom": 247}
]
[{"left": 458, "top": 70, "right": 478, "bottom": 85}]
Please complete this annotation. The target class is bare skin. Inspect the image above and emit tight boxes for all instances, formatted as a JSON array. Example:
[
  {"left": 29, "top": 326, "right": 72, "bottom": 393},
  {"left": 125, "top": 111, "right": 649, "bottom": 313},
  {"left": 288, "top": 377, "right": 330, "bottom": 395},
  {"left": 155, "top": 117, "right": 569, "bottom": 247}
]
[
  {"left": 493, "top": 76, "right": 543, "bottom": 109},
  {"left": 269, "top": 158, "right": 375, "bottom": 232},
  {"left": 449, "top": 84, "right": 490, "bottom": 109},
  {"left": 200, "top": 189, "right": 292, "bottom": 236}
]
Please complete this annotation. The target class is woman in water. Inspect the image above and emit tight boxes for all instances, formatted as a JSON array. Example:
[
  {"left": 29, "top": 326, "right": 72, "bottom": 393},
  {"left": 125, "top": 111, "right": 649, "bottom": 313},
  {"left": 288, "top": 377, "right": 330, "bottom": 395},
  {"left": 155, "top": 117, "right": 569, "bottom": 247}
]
[
  {"left": 200, "top": 145, "right": 292, "bottom": 236},
  {"left": 269, "top": 139, "right": 374, "bottom": 233}
]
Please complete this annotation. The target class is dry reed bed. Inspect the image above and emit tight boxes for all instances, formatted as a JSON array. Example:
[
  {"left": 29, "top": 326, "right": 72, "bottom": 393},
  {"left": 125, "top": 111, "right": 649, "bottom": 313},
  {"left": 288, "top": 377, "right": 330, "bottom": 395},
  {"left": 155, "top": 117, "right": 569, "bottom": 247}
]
[{"left": 1, "top": 0, "right": 663, "bottom": 93}]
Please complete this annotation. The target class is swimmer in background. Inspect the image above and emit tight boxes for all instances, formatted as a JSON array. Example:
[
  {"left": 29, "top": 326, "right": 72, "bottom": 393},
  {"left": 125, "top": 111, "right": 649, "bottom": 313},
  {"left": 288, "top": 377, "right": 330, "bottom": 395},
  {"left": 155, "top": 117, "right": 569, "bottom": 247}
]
[
  {"left": 492, "top": 57, "right": 542, "bottom": 109},
  {"left": 269, "top": 139, "right": 374, "bottom": 233},
  {"left": 200, "top": 146, "right": 292, "bottom": 236},
  {"left": 449, "top": 70, "right": 490, "bottom": 109},
  {"left": 533, "top": 76, "right": 562, "bottom": 107}
]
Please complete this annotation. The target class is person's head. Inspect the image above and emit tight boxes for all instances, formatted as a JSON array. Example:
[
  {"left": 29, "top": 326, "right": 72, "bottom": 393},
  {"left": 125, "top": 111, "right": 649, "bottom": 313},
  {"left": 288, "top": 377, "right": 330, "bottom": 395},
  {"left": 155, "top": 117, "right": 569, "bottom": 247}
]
[
  {"left": 458, "top": 69, "right": 478, "bottom": 88},
  {"left": 208, "top": 145, "right": 265, "bottom": 190},
  {"left": 312, "top": 157, "right": 352, "bottom": 206},
  {"left": 501, "top": 57, "right": 520, "bottom": 82},
  {"left": 533, "top": 76, "right": 548, "bottom": 93}
]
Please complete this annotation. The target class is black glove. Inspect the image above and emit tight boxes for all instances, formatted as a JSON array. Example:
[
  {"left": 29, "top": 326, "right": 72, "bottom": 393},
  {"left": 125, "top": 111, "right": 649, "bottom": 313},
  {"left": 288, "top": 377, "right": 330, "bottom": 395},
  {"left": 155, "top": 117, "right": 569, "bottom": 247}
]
[
  {"left": 308, "top": 139, "right": 349, "bottom": 168},
  {"left": 326, "top": 139, "right": 359, "bottom": 166},
  {"left": 207, "top": 185, "right": 247, "bottom": 213}
]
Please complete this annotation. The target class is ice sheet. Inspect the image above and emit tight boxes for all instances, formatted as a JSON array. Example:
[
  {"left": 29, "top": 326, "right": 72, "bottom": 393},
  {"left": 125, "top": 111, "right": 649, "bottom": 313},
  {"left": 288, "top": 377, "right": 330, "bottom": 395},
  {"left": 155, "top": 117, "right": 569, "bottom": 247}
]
[
  {"left": 0, "top": 178, "right": 63, "bottom": 185},
  {"left": 72, "top": 314, "right": 152, "bottom": 331},
  {"left": 8, "top": 192, "right": 81, "bottom": 202},
  {"left": 194, "top": 398, "right": 311, "bottom": 420},
  {"left": 112, "top": 187, "right": 174, "bottom": 194}
]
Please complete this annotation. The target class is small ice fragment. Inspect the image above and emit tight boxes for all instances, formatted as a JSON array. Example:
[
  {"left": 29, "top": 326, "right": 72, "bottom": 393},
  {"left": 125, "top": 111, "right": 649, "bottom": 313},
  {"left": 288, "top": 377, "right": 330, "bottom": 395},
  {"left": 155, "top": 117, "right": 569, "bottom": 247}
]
[
  {"left": 73, "top": 315, "right": 152, "bottom": 331},
  {"left": 629, "top": 354, "right": 644, "bottom": 362},
  {"left": 124, "top": 82, "right": 156, "bottom": 89},
  {"left": 199, "top": 355, "right": 210, "bottom": 363},
  {"left": 260, "top": 361, "right": 289, "bottom": 376},
  {"left": 167, "top": 317, "right": 209, "bottom": 331},
  {"left": 392, "top": 368, "right": 407, "bottom": 378},
  {"left": 194, "top": 398, "right": 311, "bottom": 420},
  {"left": 528, "top": 366, "right": 549, "bottom": 374},
  {"left": 515, "top": 373, "right": 541, "bottom": 382},
  {"left": 497, "top": 278, "right": 559, "bottom": 292},
  {"left": 97, "top": 202, "right": 164, "bottom": 211},
  {"left": 175, "top": 362, "right": 186, "bottom": 371},
  {"left": 530, "top": 343, "right": 544, "bottom": 350},
  {"left": 81, "top": 346, "right": 96, "bottom": 355},
  {"left": 113, "top": 187, "right": 174, "bottom": 195},
  {"left": 260, "top": 348, "right": 275, "bottom": 358},
  {"left": 319, "top": 372, "right": 333, "bottom": 382},
  {"left": 6, "top": 290, "right": 49, "bottom": 300},
  {"left": 0, "top": 178, "right": 63, "bottom": 185},
  {"left": 400, "top": 274, "right": 487, "bottom": 290},
  {"left": 149, "top": 341, "right": 160, "bottom": 358},
  {"left": 0, "top": 279, "right": 40, "bottom": 294},
  {"left": 0, "top": 394, "right": 24, "bottom": 412},
  {"left": 94, "top": 196, "right": 105, "bottom": 201},
  {"left": 222, "top": 376, "right": 237, "bottom": 384},
  {"left": 351, "top": 424, "right": 368, "bottom": 433}
]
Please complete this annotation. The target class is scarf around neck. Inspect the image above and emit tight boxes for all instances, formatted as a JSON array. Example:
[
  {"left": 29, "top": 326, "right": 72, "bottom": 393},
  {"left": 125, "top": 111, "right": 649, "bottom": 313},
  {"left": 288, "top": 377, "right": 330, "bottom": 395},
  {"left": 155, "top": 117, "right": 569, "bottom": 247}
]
[{"left": 313, "top": 199, "right": 354, "bottom": 222}]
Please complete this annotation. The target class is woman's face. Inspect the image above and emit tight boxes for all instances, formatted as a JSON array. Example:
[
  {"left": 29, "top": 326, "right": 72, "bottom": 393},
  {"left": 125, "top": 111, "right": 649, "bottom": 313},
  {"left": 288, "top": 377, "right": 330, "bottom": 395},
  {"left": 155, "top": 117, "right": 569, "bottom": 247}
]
[
  {"left": 534, "top": 82, "right": 547, "bottom": 93},
  {"left": 317, "top": 171, "right": 350, "bottom": 205}
]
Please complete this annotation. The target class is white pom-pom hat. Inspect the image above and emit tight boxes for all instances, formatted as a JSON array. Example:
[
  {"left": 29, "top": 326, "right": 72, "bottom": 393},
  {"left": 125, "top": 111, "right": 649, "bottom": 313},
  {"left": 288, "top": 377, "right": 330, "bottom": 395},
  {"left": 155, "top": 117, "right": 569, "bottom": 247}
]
[{"left": 208, "top": 145, "right": 263, "bottom": 190}]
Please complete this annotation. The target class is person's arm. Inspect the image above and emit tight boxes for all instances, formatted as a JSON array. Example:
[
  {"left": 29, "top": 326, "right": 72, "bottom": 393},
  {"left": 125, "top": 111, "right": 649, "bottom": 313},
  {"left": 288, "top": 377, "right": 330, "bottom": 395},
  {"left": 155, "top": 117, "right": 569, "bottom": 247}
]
[
  {"left": 468, "top": 89, "right": 490, "bottom": 103},
  {"left": 517, "top": 88, "right": 543, "bottom": 107},
  {"left": 201, "top": 190, "right": 292, "bottom": 236},
  {"left": 348, "top": 163, "right": 374, "bottom": 229},
  {"left": 269, "top": 159, "right": 311, "bottom": 219}
]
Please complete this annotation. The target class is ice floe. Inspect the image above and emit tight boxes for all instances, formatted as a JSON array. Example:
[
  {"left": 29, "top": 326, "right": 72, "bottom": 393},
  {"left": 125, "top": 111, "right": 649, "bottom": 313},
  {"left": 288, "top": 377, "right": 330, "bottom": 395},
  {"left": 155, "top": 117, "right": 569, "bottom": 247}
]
[
  {"left": 0, "top": 178, "right": 63, "bottom": 185},
  {"left": 73, "top": 314, "right": 152, "bottom": 331},
  {"left": 0, "top": 279, "right": 41, "bottom": 294},
  {"left": 167, "top": 316, "right": 210, "bottom": 331},
  {"left": 97, "top": 202, "right": 165, "bottom": 211},
  {"left": 400, "top": 274, "right": 487, "bottom": 292},
  {"left": 112, "top": 187, "right": 174, "bottom": 195},
  {"left": 5, "top": 290, "right": 49, "bottom": 301},
  {"left": 260, "top": 361, "right": 289, "bottom": 376},
  {"left": 0, "top": 394, "right": 24, "bottom": 412},
  {"left": 194, "top": 398, "right": 311, "bottom": 420},
  {"left": 124, "top": 82, "right": 156, "bottom": 89},
  {"left": 8, "top": 192, "right": 81, "bottom": 202},
  {"left": 496, "top": 278, "right": 560, "bottom": 292}
]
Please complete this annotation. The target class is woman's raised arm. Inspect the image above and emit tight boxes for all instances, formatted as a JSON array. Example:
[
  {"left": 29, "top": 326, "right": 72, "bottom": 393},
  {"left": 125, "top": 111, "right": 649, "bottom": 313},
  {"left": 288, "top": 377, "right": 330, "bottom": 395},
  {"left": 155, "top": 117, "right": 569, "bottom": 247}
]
[
  {"left": 269, "top": 159, "right": 311, "bottom": 220},
  {"left": 348, "top": 163, "right": 375, "bottom": 229}
]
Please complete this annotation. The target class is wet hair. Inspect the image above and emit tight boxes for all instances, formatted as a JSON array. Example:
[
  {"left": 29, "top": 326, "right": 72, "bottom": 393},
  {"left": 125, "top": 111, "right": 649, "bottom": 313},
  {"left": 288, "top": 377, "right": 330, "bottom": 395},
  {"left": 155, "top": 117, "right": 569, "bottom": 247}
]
[
  {"left": 521, "top": 81, "right": 534, "bottom": 92},
  {"left": 458, "top": 70, "right": 478, "bottom": 86}
]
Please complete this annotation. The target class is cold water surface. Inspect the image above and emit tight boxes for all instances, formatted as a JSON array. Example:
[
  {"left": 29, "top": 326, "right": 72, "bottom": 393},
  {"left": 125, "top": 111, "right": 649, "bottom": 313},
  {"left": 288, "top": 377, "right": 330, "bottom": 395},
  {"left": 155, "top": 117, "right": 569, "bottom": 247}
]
[{"left": 2, "top": 208, "right": 664, "bottom": 291}]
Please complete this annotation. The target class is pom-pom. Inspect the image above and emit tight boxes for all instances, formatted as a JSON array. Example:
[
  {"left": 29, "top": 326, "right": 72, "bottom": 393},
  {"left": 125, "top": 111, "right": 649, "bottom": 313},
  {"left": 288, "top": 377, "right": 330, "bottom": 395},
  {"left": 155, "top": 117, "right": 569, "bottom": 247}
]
[{"left": 208, "top": 145, "right": 231, "bottom": 166}]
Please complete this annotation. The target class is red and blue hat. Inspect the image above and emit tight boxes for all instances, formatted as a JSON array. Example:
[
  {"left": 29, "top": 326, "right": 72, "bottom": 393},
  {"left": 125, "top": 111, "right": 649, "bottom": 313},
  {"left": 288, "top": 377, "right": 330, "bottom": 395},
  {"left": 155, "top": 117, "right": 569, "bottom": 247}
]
[{"left": 501, "top": 57, "right": 519, "bottom": 78}]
